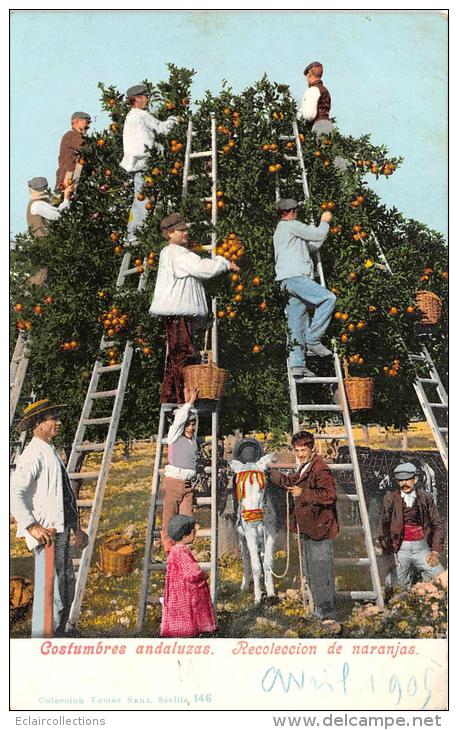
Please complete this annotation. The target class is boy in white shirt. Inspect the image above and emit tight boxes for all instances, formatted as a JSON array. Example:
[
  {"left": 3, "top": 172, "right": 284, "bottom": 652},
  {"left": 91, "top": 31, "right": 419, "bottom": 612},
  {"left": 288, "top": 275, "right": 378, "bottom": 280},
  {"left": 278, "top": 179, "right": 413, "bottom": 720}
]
[{"left": 120, "top": 83, "right": 178, "bottom": 243}]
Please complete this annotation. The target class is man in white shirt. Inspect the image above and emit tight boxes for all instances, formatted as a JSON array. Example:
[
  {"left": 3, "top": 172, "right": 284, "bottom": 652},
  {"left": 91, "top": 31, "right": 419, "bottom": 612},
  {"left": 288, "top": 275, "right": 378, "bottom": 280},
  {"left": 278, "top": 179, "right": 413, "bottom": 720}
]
[
  {"left": 120, "top": 83, "right": 178, "bottom": 243},
  {"left": 26, "top": 177, "right": 73, "bottom": 239},
  {"left": 150, "top": 212, "right": 239, "bottom": 404},
  {"left": 11, "top": 399, "right": 88, "bottom": 637}
]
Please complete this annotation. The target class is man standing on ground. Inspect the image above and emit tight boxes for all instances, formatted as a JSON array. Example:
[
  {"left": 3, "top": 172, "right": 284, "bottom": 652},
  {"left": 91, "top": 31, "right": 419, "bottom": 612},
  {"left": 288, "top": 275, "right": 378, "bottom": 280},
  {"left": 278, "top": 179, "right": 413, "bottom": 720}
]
[
  {"left": 55, "top": 111, "right": 91, "bottom": 191},
  {"left": 269, "top": 430, "right": 339, "bottom": 620},
  {"left": 273, "top": 198, "right": 335, "bottom": 378},
  {"left": 376, "top": 462, "right": 445, "bottom": 590},
  {"left": 120, "top": 83, "right": 178, "bottom": 243},
  {"left": 10, "top": 399, "right": 88, "bottom": 637}
]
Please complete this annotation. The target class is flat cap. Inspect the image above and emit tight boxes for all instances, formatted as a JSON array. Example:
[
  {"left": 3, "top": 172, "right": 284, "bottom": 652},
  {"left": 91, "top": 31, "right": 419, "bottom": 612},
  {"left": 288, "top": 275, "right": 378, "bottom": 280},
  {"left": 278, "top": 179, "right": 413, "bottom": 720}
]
[
  {"left": 304, "top": 61, "right": 323, "bottom": 75},
  {"left": 160, "top": 212, "right": 188, "bottom": 237},
  {"left": 71, "top": 111, "right": 91, "bottom": 122},
  {"left": 275, "top": 198, "right": 298, "bottom": 212},
  {"left": 167, "top": 514, "right": 196, "bottom": 542},
  {"left": 126, "top": 83, "right": 149, "bottom": 98},
  {"left": 28, "top": 176, "right": 48, "bottom": 191},
  {"left": 393, "top": 462, "right": 419, "bottom": 480}
]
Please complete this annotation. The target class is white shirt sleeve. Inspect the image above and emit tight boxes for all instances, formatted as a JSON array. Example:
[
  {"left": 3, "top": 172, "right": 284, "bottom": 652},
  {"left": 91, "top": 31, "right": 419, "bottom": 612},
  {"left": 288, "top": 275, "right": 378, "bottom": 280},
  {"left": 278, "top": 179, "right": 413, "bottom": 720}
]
[
  {"left": 30, "top": 199, "right": 70, "bottom": 221},
  {"left": 298, "top": 86, "right": 320, "bottom": 121},
  {"left": 10, "top": 454, "right": 41, "bottom": 530},
  {"left": 166, "top": 403, "right": 193, "bottom": 444},
  {"left": 173, "top": 250, "right": 230, "bottom": 280},
  {"left": 257, "top": 453, "right": 275, "bottom": 471},
  {"left": 144, "top": 113, "right": 178, "bottom": 136}
]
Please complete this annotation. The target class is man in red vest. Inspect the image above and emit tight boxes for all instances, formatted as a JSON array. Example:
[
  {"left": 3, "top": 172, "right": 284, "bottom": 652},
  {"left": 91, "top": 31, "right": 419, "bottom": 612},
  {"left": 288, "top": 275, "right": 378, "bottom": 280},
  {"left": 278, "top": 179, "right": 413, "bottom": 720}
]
[{"left": 299, "top": 61, "right": 333, "bottom": 137}]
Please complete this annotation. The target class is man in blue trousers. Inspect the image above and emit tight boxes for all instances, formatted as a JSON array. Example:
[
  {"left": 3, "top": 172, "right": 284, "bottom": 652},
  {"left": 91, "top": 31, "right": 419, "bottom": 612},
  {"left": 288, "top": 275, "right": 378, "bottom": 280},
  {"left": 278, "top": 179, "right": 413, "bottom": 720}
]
[{"left": 273, "top": 198, "right": 335, "bottom": 378}]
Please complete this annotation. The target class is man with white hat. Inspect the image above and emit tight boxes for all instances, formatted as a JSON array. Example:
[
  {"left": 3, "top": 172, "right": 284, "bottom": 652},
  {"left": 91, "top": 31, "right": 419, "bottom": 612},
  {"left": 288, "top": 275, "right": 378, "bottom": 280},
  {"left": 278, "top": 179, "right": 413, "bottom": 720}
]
[
  {"left": 376, "top": 461, "right": 445, "bottom": 590},
  {"left": 120, "top": 83, "right": 178, "bottom": 242},
  {"left": 10, "top": 399, "right": 88, "bottom": 637},
  {"left": 273, "top": 198, "right": 335, "bottom": 378},
  {"left": 55, "top": 111, "right": 91, "bottom": 191}
]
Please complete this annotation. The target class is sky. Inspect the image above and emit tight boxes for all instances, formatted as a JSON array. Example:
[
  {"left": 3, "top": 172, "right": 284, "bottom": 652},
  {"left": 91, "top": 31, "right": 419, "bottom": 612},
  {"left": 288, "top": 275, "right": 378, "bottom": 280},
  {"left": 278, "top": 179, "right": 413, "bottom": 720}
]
[{"left": 9, "top": 9, "right": 448, "bottom": 241}]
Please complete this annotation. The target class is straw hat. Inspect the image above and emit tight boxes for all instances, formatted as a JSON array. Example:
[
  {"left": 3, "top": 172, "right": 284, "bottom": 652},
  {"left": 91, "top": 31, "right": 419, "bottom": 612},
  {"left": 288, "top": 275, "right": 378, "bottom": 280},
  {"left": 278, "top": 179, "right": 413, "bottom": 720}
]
[{"left": 17, "top": 398, "right": 67, "bottom": 432}]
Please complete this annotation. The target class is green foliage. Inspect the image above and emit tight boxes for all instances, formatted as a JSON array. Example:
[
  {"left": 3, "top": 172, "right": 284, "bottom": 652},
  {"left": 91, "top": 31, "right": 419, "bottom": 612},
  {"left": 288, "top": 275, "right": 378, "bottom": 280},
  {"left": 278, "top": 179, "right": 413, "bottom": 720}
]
[{"left": 11, "top": 66, "right": 448, "bottom": 443}]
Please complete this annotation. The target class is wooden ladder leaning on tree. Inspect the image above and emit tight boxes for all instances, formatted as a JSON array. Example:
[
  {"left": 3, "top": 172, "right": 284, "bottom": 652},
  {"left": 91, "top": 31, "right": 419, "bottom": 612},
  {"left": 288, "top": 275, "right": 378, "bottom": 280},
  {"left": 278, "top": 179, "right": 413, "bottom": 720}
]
[
  {"left": 276, "top": 119, "right": 384, "bottom": 608},
  {"left": 136, "top": 114, "right": 222, "bottom": 632}
]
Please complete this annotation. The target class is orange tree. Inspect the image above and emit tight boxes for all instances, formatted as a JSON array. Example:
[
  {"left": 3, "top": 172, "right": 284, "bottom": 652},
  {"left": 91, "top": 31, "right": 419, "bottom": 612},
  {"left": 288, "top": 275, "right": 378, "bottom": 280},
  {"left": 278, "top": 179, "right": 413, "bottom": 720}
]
[{"left": 11, "top": 65, "right": 448, "bottom": 448}]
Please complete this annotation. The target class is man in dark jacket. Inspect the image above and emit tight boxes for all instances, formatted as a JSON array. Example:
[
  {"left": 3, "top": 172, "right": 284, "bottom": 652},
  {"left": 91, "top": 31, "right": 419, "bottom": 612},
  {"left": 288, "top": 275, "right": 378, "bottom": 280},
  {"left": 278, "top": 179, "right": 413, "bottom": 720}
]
[
  {"left": 270, "top": 430, "right": 339, "bottom": 619},
  {"left": 55, "top": 111, "right": 91, "bottom": 191},
  {"left": 376, "top": 462, "right": 445, "bottom": 590}
]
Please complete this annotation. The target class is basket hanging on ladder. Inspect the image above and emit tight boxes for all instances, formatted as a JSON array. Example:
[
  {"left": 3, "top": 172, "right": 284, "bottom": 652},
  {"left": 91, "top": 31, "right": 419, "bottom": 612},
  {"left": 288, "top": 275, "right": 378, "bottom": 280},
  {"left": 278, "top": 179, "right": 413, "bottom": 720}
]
[
  {"left": 99, "top": 535, "right": 137, "bottom": 577},
  {"left": 415, "top": 291, "right": 442, "bottom": 325},
  {"left": 342, "top": 360, "right": 374, "bottom": 410},
  {"left": 183, "top": 351, "right": 229, "bottom": 400}
]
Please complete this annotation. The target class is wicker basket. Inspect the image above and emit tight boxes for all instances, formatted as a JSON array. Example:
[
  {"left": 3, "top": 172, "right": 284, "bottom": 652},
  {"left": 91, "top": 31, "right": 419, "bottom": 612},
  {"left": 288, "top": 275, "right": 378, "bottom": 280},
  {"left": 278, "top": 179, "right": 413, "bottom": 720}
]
[
  {"left": 344, "top": 376, "right": 374, "bottom": 411},
  {"left": 10, "top": 576, "right": 33, "bottom": 625},
  {"left": 99, "top": 535, "right": 137, "bottom": 577},
  {"left": 415, "top": 291, "right": 442, "bottom": 324},
  {"left": 183, "top": 351, "right": 229, "bottom": 400}
]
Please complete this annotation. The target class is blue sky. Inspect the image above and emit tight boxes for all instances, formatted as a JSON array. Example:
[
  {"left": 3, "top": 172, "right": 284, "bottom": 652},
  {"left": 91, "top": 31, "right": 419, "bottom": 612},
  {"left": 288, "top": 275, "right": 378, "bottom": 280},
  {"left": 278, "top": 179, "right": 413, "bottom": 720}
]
[{"left": 10, "top": 9, "right": 447, "bottom": 239}]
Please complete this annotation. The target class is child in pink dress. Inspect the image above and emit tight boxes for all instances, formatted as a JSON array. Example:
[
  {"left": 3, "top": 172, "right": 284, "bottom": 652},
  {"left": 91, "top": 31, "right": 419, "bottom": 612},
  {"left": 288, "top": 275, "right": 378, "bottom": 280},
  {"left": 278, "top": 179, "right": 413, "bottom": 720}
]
[{"left": 160, "top": 515, "right": 217, "bottom": 638}]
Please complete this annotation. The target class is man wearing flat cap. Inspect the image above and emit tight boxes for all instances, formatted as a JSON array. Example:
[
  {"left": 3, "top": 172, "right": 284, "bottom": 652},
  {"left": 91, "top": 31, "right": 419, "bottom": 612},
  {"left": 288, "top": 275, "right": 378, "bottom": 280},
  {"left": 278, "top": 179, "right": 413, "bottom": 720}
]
[
  {"left": 299, "top": 61, "right": 333, "bottom": 137},
  {"left": 120, "top": 84, "right": 178, "bottom": 242},
  {"left": 273, "top": 198, "right": 335, "bottom": 378},
  {"left": 10, "top": 399, "right": 88, "bottom": 636},
  {"left": 27, "top": 177, "right": 74, "bottom": 239},
  {"left": 149, "top": 212, "right": 239, "bottom": 403},
  {"left": 55, "top": 111, "right": 91, "bottom": 191},
  {"left": 376, "top": 461, "right": 445, "bottom": 590}
]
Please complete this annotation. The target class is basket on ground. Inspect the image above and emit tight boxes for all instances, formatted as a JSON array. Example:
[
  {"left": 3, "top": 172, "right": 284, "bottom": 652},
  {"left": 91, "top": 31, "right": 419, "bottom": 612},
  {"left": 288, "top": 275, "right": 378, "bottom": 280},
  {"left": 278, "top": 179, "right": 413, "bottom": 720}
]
[
  {"left": 183, "top": 352, "right": 229, "bottom": 400},
  {"left": 10, "top": 576, "right": 33, "bottom": 625},
  {"left": 344, "top": 376, "right": 374, "bottom": 411},
  {"left": 415, "top": 291, "right": 442, "bottom": 325},
  {"left": 99, "top": 535, "right": 137, "bottom": 577}
]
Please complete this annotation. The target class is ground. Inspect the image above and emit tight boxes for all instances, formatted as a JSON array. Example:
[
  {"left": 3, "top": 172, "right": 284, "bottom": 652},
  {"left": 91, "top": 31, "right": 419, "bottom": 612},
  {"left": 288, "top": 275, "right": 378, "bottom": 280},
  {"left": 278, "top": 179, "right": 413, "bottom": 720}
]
[{"left": 10, "top": 423, "right": 447, "bottom": 639}]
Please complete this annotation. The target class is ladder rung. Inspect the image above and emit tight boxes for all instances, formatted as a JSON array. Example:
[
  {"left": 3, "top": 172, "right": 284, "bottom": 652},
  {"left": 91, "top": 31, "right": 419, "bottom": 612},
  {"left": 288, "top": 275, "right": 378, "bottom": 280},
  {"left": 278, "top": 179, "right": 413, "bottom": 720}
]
[
  {"left": 76, "top": 442, "right": 107, "bottom": 452},
  {"left": 97, "top": 364, "right": 123, "bottom": 373},
  {"left": 409, "top": 354, "right": 425, "bottom": 361},
  {"left": 72, "top": 558, "right": 81, "bottom": 567},
  {"left": 334, "top": 558, "right": 370, "bottom": 567},
  {"left": 279, "top": 135, "right": 295, "bottom": 140},
  {"left": 76, "top": 499, "right": 94, "bottom": 508},
  {"left": 284, "top": 155, "right": 299, "bottom": 161},
  {"left": 196, "top": 497, "right": 212, "bottom": 506},
  {"left": 418, "top": 378, "right": 439, "bottom": 385},
  {"left": 196, "top": 529, "right": 211, "bottom": 538},
  {"left": 336, "top": 591, "right": 377, "bottom": 600},
  {"left": 202, "top": 196, "right": 212, "bottom": 202},
  {"left": 186, "top": 174, "right": 197, "bottom": 182},
  {"left": 295, "top": 377, "right": 338, "bottom": 384},
  {"left": 82, "top": 417, "right": 112, "bottom": 425},
  {"left": 100, "top": 340, "right": 116, "bottom": 349},
  {"left": 337, "top": 493, "right": 359, "bottom": 502},
  {"left": 190, "top": 150, "right": 211, "bottom": 159},
  {"left": 89, "top": 389, "right": 118, "bottom": 399},
  {"left": 340, "top": 525, "right": 365, "bottom": 532},
  {"left": 429, "top": 403, "right": 447, "bottom": 409},
  {"left": 149, "top": 561, "right": 167, "bottom": 571},
  {"left": 198, "top": 562, "right": 211, "bottom": 571},
  {"left": 438, "top": 427, "right": 448, "bottom": 433},
  {"left": 68, "top": 471, "right": 100, "bottom": 480},
  {"left": 297, "top": 404, "right": 343, "bottom": 412},
  {"left": 121, "top": 267, "right": 143, "bottom": 277},
  {"left": 313, "top": 433, "right": 348, "bottom": 440},
  {"left": 328, "top": 464, "right": 354, "bottom": 472}
]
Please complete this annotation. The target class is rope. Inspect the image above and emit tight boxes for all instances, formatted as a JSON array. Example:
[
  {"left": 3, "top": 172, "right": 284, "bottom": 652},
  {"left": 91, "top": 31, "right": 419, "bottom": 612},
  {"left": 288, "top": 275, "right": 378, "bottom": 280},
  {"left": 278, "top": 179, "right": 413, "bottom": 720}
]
[{"left": 268, "top": 490, "right": 291, "bottom": 579}]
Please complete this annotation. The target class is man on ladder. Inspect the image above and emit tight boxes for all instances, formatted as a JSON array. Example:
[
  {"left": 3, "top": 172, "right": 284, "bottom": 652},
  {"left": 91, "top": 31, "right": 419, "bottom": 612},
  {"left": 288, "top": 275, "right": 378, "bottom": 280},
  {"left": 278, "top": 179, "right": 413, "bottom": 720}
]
[
  {"left": 273, "top": 198, "right": 335, "bottom": 379},
  {"left": 10, "top": 399, "right": 88, "bottom": 637}
]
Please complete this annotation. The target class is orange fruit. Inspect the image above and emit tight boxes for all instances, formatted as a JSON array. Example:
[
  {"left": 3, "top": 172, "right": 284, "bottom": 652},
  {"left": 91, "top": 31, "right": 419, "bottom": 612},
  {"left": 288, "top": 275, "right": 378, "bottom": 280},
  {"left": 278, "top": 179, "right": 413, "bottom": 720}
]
[
  {"left": 368, "top": 305, "right": 377, "bottom": 314},
  {"left": 137, "top": 193, "right": 145, "bottom": 201},
  {"left": 340, "top": 334, "right": 349, "bottom": 343},
  {"left": 341, "top": 313, "right": 350, "bottom": 322},
  {"left": 252, "top": 276, "right": 261, "bottom": 286},
  {"left": 228, "top": 311, "right": 237, "bottom": 320},
  {"left": 388, "top": 306, "right": 399, "bottom": 316},
  {"left": 96, "top": 139, "right": 105, "bottom": 147},
  {"left": 14, "top": 303, "right": 23, "bottom": 312},
  {"left": 217, "top": 310, "right": 226, "bottom": 318},
  {"left": 110, "top": 232, "right": 119, "bottom": 241},
  {"left": 347, "top": 323, "right": 355, "bottom": 332},
  {"left": 252, "top": 345, "right": 262, "bottom": 353},
  {"left": 259, "top": 301, "right": 267, "bottom": 311},
  {"left": 33, "top": 305, "right": 43, "bottom": 315},
  {"left": 334, "top": 312, "right": 342, "bottom": 320},
  {"left": 234, "top": 294, "right": 243, "bottom": 303},
  {"left": 43, "top": 295, "right": 53, "bottom": 304},
  {"left": 230, "top": 273, "right": 239, "bottom": 282},
  {"left": 235, "top": 284, "right": 244, "bottom": 293}
]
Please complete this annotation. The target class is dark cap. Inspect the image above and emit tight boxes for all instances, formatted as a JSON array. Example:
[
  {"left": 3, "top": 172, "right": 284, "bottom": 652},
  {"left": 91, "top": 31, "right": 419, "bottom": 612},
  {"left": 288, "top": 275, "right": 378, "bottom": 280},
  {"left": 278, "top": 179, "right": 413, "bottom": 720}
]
[
  {"left": 304, "top": 61, "right": 323, "bottom": 75},
  {"left": 167, "top": 514, "right": 196, "bottom": 542},
  {"left": 71, "top": 111, "right": 91, "bottom": 122},
  {"left": 126, "top": 84, "right": 148, "bottom": 98},
  {"left": 393, "top": 462, "right": 419, "bottom": 481},
  {"left": 28, "top": 177, "right": 48, "bottom": 191},
  {"left": 275, "top": 198, "right": 298, "bottom": 212},
  {"left": 233, "top": 438, "right": 264, "bottom": 464},
  {"left": 160, "top": 212, "right": 188, "bottom": 238}
]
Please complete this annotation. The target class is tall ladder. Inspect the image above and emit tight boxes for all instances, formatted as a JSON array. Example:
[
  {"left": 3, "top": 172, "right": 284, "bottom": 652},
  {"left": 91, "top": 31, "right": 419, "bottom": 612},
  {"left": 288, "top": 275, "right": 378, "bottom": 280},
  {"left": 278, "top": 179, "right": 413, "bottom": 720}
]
[
  {"left": 10, "top": 333, "right": 30, "bottom": 426},
  {"left": 279, "top": 121, "right": 384, "bottom": 607},
  {"left": 136, "top": 115, "right": 220, "bottom": 632},
  {"left": 66, "top": 251, "right": 149, "bottom": 631},
  {"left": 371, "top": 232, "right": 448, "bottom": 468}
]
